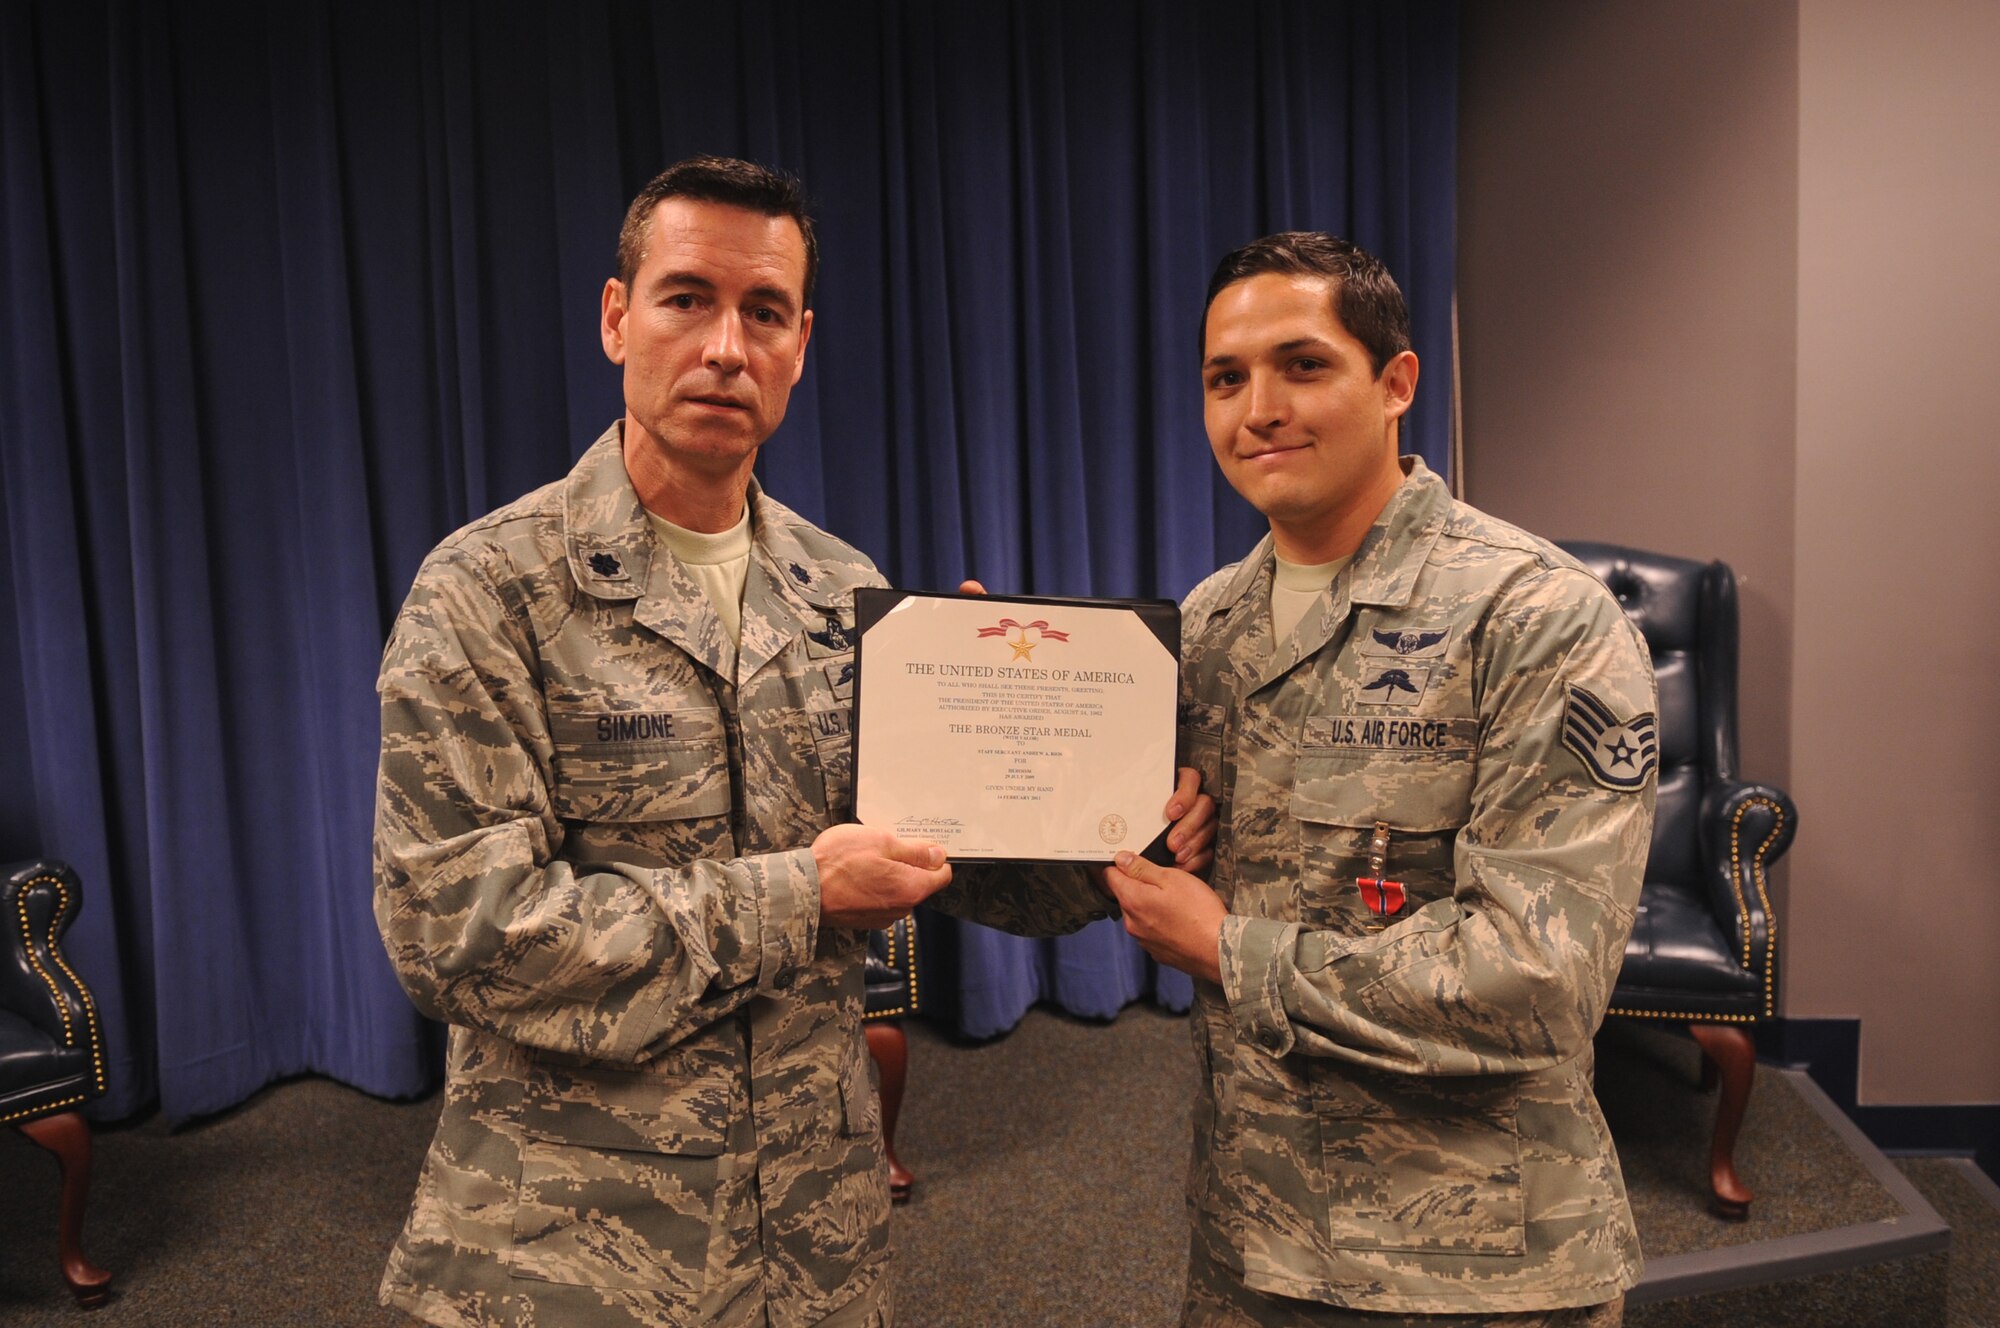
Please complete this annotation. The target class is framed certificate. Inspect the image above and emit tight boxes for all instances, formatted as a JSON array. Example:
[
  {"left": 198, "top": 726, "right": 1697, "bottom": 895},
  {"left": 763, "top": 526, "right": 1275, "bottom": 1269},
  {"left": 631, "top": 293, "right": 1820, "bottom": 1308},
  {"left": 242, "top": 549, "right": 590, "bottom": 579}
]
[{"left": 851, "top": 588, "right": 1179, "bottom": 864}]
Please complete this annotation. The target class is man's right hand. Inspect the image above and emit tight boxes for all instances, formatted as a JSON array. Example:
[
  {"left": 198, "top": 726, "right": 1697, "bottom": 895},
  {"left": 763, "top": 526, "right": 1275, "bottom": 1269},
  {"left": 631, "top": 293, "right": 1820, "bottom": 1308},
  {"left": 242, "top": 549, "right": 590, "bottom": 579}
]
[{"left": 812, "top": 823, "right": 954, "bottom": 928}]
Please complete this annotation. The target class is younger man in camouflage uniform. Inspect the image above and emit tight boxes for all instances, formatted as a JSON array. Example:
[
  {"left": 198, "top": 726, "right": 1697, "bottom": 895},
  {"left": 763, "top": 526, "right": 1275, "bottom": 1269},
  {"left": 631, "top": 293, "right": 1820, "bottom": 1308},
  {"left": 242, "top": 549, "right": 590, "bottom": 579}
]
[
  {"left": 372, "top": 158, "right": 1211, "bottom": 1328},
  {"left": 1102, "top": 234, "right": 1658, "bottom": 1326}
]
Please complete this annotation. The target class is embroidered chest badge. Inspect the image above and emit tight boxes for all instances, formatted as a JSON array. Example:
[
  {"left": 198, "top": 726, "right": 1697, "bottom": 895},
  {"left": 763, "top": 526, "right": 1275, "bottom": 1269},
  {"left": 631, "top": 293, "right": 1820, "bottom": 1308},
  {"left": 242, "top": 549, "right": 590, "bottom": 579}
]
[
  {"left": 1364, "top": 627, "right": 1449, "bottom": 658},
  {"left": 1357, "top": 663, "right": 1434, "bottom": 707},
  {"left": 1562, "top": 685, "right": 1660, "bottom": 791},
  {"left": 804, "top": 620, "right": 855, "bottom": 657}
]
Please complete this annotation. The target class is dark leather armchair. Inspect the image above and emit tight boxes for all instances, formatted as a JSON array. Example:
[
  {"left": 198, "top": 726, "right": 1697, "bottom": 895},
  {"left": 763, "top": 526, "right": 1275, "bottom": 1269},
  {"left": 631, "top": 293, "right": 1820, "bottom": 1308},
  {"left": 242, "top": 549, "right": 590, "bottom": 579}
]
[
  {"left": 863, "top": 917, "right": 918, "bottom": 1202},
  {"left": 1560, "top": 543, "right": 1796, "bottom": 1218},
  {"left": 3, "top": 858, "right": 114, "bottom": 1304}
]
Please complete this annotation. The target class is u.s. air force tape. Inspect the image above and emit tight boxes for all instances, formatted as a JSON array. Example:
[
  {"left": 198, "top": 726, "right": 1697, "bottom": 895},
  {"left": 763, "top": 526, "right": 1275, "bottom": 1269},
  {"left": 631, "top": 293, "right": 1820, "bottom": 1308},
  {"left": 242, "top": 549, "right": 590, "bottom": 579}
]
[
  {"left": 1561, "top": 685, "right": 1659, "bottom": 791},
  {"left": 1303, "top": 715, "right": 1475, "bottom": 753}
]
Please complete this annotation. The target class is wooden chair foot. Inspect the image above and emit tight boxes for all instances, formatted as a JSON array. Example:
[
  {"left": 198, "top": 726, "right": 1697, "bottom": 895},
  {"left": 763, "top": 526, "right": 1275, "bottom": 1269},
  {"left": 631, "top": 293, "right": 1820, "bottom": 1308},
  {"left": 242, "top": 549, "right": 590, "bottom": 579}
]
[
  {"left": 17, "top": 1109, "right": 114, "bottom": 1305},
  {"left": 1687, "top": 1022, "right": 1755, "bottom": 1218}
]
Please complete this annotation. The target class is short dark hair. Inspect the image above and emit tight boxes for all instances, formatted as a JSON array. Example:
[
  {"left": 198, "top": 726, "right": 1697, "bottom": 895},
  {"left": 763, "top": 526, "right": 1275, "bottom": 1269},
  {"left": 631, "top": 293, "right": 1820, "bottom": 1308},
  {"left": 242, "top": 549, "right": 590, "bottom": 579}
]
[
  {"left": 616, "top": 155, "right": 819, "bottom": 305},
  {"left": 1200, "top": 232, "right": 1411, "bottom": 376}
]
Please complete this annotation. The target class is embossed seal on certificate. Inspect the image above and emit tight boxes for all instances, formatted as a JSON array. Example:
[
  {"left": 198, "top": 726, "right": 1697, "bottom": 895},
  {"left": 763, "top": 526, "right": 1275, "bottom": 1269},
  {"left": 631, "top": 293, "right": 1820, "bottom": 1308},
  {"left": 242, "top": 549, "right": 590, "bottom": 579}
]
[{"left": 1098, "top": 814, "right": 1128, "bottom": 845}]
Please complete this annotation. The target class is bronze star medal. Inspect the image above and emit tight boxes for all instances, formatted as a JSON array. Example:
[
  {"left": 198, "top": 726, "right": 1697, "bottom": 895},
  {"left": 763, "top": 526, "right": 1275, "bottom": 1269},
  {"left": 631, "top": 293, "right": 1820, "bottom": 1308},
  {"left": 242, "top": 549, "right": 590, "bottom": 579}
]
[{"left": 1358, "top": 820, "right": 1407, "bottom": 929}]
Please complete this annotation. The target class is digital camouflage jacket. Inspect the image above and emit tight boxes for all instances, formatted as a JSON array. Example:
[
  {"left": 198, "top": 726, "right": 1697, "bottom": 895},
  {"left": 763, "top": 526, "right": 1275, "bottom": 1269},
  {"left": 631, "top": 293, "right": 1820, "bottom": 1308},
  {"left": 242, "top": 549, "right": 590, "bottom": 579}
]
[
  {"left": 374, "top": 426, "right": 1101, "bottom": 1328},
  {"left": 1179, "top": 457, "right": 1657, "bottom": 1314}
]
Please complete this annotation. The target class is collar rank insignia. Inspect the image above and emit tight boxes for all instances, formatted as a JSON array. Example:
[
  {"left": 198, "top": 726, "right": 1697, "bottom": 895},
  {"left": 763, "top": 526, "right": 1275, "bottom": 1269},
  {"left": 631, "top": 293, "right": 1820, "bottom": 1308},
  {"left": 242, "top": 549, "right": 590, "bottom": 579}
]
[
  {"left": 1561, "top": 685, "right": 1659, "bottom": 792},
  {"left": 587, "top": 551, "right": 626, "bottom": 579},
  {"left": 1358, "top": 821, "right": 1407, "bottom": 928},
  {"left": 789, "top": 561, "right": 812, "bottom": 586}
]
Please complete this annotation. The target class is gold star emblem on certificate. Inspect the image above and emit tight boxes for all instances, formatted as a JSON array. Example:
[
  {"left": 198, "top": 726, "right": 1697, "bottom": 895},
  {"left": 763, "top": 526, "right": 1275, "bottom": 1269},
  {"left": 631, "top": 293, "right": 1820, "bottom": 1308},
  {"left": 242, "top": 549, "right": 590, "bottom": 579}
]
[{"left": 976, "top": 617, "right": 1071, "bottom": 661}]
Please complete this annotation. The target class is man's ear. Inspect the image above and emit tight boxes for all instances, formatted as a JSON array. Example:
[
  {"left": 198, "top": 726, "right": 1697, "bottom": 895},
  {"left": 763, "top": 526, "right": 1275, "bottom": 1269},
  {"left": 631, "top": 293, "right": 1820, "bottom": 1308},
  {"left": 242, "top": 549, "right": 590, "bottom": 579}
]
[
  {"left": 790, "top": 308, "right": 814, "bottom": 386},
  {"left": 601, "top": 278, "right": 629, "bottom": 365},
  {"left": 1380, "top": 349, "right": 1419, "bottom": 421}
]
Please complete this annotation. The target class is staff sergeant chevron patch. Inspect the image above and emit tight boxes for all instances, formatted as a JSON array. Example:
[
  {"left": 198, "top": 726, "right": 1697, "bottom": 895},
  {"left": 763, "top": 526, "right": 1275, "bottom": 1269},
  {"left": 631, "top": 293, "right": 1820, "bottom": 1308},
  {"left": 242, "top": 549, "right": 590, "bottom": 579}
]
[{"left": 1561, "top": 684, "right": 1659, "bottom": 791}]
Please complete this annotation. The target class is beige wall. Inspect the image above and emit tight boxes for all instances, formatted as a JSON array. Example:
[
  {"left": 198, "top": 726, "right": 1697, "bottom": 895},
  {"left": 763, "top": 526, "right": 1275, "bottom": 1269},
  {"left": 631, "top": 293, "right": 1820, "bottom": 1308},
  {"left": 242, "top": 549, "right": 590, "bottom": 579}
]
[
  {"left": 1460, "top": 0, "right": 2000, "bottom": 1104},
  {"left": 1457, "top": 0, "right": 1798, "bottom": 794},
  {"left": 1790, "top": 0, "right": 2000, "bottom": 1103}
]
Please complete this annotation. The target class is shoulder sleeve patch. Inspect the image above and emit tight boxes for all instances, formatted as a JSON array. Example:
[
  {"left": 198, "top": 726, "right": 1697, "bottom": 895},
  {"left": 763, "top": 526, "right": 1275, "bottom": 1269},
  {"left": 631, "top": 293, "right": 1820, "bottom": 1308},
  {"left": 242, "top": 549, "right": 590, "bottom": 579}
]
[{"left": 1561, "top": 685, "right": 1659, "bottom": 792}]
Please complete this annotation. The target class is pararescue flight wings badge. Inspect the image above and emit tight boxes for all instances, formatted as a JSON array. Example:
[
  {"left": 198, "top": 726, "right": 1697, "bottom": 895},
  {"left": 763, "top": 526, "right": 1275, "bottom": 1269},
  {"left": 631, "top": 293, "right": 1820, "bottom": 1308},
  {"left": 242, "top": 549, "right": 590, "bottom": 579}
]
[
  {"left": 1562, "top": 685, "right": 1659, "bottom": 791},
  {"left": 1358, "top": 663, "right": 1433, "bottom": 707}
]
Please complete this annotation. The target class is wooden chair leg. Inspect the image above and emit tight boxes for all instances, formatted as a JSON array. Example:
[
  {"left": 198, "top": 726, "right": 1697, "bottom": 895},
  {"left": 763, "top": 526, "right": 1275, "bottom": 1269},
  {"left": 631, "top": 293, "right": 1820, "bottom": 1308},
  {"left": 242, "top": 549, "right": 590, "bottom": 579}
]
[
  {"left": 864, "top": 1021, "right": 913, "bottom": 1203},
  {"left": 1687, "top": 1022, "right": 1755, "bottom": 1219},
  {"left": 18, "top": 1109, "right": 113, "bottom": 1306}
]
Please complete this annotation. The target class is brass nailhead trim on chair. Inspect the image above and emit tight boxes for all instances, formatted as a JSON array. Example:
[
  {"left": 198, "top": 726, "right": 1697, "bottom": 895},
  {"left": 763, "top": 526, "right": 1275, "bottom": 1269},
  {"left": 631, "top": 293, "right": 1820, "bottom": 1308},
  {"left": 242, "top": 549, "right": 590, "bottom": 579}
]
[
  {"left": 15, "top": 880, "right": 72, "bottom": 1044},
  {"left": 1728, "top": 797, "right": 1785, "bottom": 1019},
  {"left": 1613, "top": 798, "right": 1786, "bottom": 1029},
  {"left": 1605, "top": 1007, "right": 1758, "bottom": 1024},
  {"left": 13, "top": 875, "right": 107, "bottom": 1097},
  {"left": 1, "top": 1093, "right": 88, "bottom": 1126},
  {"left": 866, "top": 920, "right": 920, "bottom": 1020}
]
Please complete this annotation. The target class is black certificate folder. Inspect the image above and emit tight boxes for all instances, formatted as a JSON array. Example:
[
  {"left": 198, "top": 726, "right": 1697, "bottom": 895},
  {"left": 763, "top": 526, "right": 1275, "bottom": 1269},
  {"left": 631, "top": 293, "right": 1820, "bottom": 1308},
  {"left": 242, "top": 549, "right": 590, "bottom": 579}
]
[{"left": 851, "top": 588, "right": 1180, "bottom": 866}]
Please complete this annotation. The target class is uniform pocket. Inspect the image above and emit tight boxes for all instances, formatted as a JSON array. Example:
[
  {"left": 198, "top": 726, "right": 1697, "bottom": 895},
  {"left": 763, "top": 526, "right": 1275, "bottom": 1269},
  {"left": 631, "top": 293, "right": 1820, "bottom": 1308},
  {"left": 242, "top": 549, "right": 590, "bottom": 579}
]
[
  {"left": 507, "top": 1060, "right": 729, "bottom": 1294},
  {"left": 1188, "top": 1010, "right": 1218, "bottom": 1160},
  {"left": 550, "top": 735, "right": 731, "bottom": 824},
  {"left": 1312, "top": 1065, "right": 1526, "bottom": 1256},
  {"left": 805, "top": 705, "right": 856, "bottom": 822},
  {"left": 509, "top": 1139, "right": 720, "bottom": 1295},
  {"left": 838, "top": 1041, "right": 880, "bottom": 1139},
  {"left": 1291, "top": 748, "right": 1474, "bottom": 836},
  {"left": 770, "top": 1039, "right": 889, "bottom": 1286},
  {"left": 1179, "top": 701, "right": 1227, "bottom": 797},
  {"left": 1291, "top": 751, "right": 1467, "bottom": 919}
]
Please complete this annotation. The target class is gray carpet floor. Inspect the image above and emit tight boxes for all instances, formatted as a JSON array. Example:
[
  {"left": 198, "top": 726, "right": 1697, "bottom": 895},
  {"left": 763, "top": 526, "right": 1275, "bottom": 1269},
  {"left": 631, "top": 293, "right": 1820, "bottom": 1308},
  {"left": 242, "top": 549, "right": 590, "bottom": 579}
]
[
  {"left": 1593, "top": 1019, "right": 1905, "bottom": 1257},
  {"left": 1900, "top": 1159, "right": 2000, "bottom": 1328},
  {"left": 0, "top": 1007, "right": 1989, "bottom": 1326}
]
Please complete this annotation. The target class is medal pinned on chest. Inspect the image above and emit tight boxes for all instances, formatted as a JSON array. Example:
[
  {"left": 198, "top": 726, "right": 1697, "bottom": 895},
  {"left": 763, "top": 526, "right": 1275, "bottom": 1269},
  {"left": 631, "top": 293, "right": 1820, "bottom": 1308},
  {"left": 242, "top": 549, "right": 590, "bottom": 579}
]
[{"left": 1358, "top": 820, "right": 1407, "bottom": 929}]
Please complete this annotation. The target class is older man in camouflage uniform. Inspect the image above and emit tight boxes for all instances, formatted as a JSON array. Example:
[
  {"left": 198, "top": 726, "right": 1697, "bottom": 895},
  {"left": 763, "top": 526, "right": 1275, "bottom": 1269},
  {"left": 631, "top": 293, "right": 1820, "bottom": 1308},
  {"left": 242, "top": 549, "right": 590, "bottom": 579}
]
[
  {"left": 373, "top": 158, "right": 1210, "bottom": 1328},
  {"left": 1102, "top": 234, "right": 1656, "bottom": 1327}
]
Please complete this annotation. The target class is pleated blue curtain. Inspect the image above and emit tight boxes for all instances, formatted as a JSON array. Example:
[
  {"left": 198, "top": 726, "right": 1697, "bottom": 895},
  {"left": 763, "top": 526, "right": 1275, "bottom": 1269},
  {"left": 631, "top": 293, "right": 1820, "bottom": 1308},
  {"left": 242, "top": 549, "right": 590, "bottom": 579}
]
[{"left": 0, "top": 0, "right": 1457, "bottom": 1117}]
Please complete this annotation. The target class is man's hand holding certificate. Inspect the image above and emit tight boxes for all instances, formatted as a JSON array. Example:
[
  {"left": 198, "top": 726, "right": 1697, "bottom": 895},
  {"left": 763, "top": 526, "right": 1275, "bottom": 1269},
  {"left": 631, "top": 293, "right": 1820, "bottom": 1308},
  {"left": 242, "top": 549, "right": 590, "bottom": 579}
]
[{"left": 852, "top": 588, "right": 1181, "bottom": 863}]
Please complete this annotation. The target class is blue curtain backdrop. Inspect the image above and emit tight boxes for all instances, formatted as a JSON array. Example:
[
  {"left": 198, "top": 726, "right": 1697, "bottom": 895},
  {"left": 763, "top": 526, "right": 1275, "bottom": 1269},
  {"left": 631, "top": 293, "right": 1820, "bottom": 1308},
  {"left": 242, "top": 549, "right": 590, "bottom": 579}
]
[{"left": 0, "top": 0, "right": 1458, "bottom": 1119}]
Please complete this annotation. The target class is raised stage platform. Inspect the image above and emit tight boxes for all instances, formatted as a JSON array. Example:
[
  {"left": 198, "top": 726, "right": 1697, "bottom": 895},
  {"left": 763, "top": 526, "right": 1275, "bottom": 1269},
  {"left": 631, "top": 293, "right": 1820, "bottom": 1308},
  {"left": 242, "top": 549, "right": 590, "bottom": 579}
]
[{"left": 1599, "top": 1020, "right": 1953, "bottom": 1327}]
